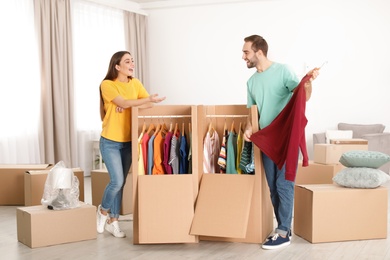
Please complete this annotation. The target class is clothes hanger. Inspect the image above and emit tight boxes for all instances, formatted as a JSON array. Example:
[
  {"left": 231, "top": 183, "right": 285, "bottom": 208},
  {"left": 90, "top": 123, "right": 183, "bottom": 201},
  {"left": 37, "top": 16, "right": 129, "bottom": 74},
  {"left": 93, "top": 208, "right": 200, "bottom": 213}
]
[
  {"left": 169, "top": 121, "right": 173, "bottom": 132},
  {"left": 146, "top": 123, "right": 155, "bottom": 135},
  {"left": 181, "top": 122, "right": 185, "bottom": 136},
  {"left": 141, "top": 121, "right": 146, "bottom": 134},
  {"left": 208, "top": 121, "right": 214, "bottom": 136},
  {"left": 230, "top": 120, "right": 235, "bottom": 134},
  {"left": 154, "top": 123, "right": 161, "bottom": 136}
]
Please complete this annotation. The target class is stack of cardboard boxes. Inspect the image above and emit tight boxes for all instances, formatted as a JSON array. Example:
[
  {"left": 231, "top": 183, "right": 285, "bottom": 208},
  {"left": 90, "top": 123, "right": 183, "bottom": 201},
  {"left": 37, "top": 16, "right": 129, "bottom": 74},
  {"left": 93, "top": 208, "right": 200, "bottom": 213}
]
[
  {"left": 0, "top": 165, "right": 96, "bottom": 248},
  {"left": 294, "top": 139, "right": 388, "bottom": 243}
]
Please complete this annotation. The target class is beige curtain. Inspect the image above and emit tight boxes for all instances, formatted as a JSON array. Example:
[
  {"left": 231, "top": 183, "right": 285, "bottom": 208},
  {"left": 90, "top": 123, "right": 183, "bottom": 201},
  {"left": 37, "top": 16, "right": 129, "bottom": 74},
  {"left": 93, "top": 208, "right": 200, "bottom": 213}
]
[
  {"left": 34, "top": 0, "right": 77, "bottom": 167},
  {"left": 124, "top": 11, "right": 148, "bottom": 89}
]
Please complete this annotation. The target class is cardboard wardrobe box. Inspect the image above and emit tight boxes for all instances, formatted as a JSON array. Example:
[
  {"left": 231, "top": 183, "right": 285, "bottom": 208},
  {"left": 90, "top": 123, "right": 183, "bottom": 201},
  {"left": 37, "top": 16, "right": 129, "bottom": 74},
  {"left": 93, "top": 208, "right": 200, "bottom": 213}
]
[
  {"left": 17, "top": 203, "right": 97, "bottom": 248},
  {"left": 0, "top": 164, "right": 52, "bottom": 205},
  {"left": 131, "top": 105, "right": 200, "bottom": 244},
  {"left": 313, "top": 143, "right": 368, "bottom": 165},
  {"left": 24, "top": 168, "right": 85, "bottom": 206},
  {"left": 295, "top": 161, "right": 345, "bottom": 185},
  {"left": 91, "top": 169, "right": 132, "bottom": 215},
  {"left": 294, "top": 184, "right": 388, "bottom": 243},
  {"left": 130, "top": 104, "right": 273, "bottom": 244},
  {"left": 189, "top": 105, "right": 273, "bottom": 244}
]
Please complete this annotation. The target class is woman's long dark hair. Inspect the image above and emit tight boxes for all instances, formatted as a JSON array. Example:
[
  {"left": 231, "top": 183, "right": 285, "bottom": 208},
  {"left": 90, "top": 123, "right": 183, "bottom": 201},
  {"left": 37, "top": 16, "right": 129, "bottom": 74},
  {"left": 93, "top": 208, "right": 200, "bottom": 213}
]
[{"left": 99, "top": 51, "right": 133, "bottom": 121}]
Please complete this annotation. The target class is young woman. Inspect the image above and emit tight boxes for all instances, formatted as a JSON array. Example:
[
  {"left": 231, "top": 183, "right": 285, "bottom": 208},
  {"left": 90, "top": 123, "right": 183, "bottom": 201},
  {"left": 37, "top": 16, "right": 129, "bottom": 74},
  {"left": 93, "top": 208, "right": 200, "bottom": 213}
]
[{"left": 97, "top": 51, "right": 165, "bottom": 237}]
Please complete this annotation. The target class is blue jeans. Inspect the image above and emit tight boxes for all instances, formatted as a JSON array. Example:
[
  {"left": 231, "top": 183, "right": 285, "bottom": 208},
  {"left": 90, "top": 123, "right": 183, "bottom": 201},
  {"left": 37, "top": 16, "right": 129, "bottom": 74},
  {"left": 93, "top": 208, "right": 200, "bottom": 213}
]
[
  {"left": 261, "top": 152, "right": 295, "bottom": 237},
  {"left": 99, "top": 137, "right": 132, "bottom": 219}
]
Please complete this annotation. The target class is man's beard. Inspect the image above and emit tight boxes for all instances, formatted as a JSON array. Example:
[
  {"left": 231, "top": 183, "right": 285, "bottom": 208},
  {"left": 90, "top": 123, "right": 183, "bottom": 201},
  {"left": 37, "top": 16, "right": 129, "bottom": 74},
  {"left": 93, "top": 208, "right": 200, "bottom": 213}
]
[{"left": 247, "top": 60, "right": 256, "bottom": 68}]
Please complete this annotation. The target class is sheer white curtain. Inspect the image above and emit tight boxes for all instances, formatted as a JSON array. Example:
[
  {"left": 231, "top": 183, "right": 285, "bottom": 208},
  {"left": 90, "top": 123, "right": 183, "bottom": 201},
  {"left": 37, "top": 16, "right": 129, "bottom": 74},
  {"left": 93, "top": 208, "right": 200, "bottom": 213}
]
[
  {"left": 71, "top": 0, "right": 126, "bottom": 175},
  {"left": 0, "top": 0, "right": 41, "bottom": 164}
]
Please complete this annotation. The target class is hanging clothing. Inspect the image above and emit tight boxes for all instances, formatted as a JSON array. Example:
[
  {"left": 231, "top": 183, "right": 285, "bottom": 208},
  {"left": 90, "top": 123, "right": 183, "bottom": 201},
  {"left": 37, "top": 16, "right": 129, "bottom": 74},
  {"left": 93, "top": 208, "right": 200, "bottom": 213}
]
[
  {"left": 226, "top": 131, "right": 238, "bottom": 174},
  {"left": 236, "top": 130, "right": 243, "bottom": 174},
  {"left": 188, "top": 131, "right": 192, "bottom": 174},
  {"left": 250, "top": 73, "right": 310, "bottom": 181},
  {"left": 163, "top": 131, "right": 173, "bottom": 174},
  {"left": 152, "top": 131, "right": 166, "bottom": 175},
  {"left": 147, "top": 135, "right": 155, "bottom": 175},
  {"left": 203, "top": 130, "right": 220, "bottom": 173},
  {"left": 169, "top": 129, "right": 180, "bottom": 174},
  {"left": 179, "top": 134, "right": 188, "bottom": 174},
  {"left": 141, "top": 132, "right": 150, "bottom": 174},
  {"left": 239, "top": 141, "right": 255, "bottom": 174},
  {"left": 217, "top": 127, "right": 228, "bottom": 173},
  {"left": 138, "top": 132, "right": 145, "bottom": 175}
]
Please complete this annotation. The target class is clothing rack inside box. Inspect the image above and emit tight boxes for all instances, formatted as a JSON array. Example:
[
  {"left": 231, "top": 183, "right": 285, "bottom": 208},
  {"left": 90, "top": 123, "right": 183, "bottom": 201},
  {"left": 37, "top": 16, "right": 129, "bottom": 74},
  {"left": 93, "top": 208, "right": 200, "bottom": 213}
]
[
  {"left": 131, "top": 105, "right": 199, "bottom": 244},
  {"left": 131, "top": 104, "right": 273, "bottom": 244}
]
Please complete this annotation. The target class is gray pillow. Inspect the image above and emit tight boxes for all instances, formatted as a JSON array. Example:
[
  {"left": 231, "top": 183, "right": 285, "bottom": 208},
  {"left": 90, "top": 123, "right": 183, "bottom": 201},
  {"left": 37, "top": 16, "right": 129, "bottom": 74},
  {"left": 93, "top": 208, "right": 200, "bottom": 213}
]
[
  {"left": 339, "top": 150, "right": 390, "bottom": 168},
  {"left": 333, "top": 167, "right": 390, "bottom": 188}
]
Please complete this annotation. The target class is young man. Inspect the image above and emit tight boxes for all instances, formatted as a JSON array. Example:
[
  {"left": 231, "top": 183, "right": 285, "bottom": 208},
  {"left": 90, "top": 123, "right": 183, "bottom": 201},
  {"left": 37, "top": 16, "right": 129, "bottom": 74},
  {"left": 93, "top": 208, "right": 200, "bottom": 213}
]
[{"left": 242, "top": 35, "right": 319, "bottom": 250}]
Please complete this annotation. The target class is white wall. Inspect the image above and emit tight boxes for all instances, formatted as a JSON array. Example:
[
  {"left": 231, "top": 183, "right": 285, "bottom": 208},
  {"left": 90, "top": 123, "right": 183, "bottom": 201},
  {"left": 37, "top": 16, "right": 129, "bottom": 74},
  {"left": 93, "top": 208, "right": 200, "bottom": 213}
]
[{"left": 144, "top": 0, "right": 390, "bottom": 157}]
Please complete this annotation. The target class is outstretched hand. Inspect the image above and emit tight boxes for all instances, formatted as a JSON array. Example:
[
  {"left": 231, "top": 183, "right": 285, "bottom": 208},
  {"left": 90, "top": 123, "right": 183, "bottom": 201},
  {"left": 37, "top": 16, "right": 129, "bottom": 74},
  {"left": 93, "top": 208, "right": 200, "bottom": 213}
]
[
  {"left": 307, "top": 67, "right": 320, "bottom": 82},
  {"left": 149, "top": 94, "right": 166, "bottom": 103}
]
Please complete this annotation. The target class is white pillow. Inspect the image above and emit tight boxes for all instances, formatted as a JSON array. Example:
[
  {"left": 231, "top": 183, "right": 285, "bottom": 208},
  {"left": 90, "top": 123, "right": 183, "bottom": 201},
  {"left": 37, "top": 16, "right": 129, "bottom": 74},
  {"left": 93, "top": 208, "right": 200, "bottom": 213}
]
[
  {"left": 333, "top": 167, "right": 390, "bottom": 188},
  {"left": 325, "top": 130, "right": 353, "bottom": 144}
]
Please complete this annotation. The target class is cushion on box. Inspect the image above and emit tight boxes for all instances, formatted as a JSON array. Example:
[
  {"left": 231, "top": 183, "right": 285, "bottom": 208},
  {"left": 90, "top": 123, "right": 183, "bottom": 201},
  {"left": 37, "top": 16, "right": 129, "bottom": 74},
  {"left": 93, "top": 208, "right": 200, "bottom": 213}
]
[
  {"left": 339, "top": 150, "right": 390, "bottom": 168},
  {"left": 325, "top": 130, "right": 353, "bottom": 144},
  {"left": 338, "top": 123, "right": 385, "bottom": 138},
  {"left": 333, "top": 167, "right": 390, "bottom": 188}
]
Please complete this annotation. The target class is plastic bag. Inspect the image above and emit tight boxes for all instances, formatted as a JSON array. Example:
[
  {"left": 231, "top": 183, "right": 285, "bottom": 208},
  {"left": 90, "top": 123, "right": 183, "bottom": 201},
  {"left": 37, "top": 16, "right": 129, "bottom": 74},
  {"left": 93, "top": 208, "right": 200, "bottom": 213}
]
[{"left": 41, "top": 161, "right": 80, "bottom": 210}]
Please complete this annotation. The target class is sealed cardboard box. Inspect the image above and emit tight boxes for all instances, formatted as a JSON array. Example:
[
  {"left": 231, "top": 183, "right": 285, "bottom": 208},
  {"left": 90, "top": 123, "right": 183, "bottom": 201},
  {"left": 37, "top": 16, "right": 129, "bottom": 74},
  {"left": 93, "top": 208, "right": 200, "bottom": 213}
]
[
  {"left": 294, "top": 184, "right": 388, "bottom": 243},
  {"left": 0, "top": 164, "right": 51, "bottom": 205},
  {"left": 24, "top": 168, "right": 85, "bottom": 206},
  {"left": 17, "top": 203, "right": 97, "bottom": 248},
  {"left": 91, "top": 170, "right": 132, "bottom": 215},
  {"left": 295, "top": 161, "right": 344, "bottom": 185},
  {"left": 313, "top": 144, "right": 368, "bottom": 165}
]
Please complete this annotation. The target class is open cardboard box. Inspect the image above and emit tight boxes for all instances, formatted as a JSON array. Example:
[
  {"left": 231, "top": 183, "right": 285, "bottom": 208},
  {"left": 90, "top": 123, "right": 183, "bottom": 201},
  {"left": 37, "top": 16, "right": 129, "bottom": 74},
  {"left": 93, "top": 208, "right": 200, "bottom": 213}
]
[
  {"left": 0, "top": 164, "right": 52, "bottom": 205},
  {"left": 131, "top": 105, "right": 273, "bottom": 244},
  {"left": 24, "top": 168, "right": 85, "bottom": 206}
]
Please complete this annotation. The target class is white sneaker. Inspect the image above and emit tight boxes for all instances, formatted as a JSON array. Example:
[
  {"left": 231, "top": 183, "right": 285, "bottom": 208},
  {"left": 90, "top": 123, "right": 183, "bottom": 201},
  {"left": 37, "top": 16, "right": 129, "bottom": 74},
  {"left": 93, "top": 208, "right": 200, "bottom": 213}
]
[
  {"left": 105, "top": 220, "right": 126, "bottom": 238},
  {"left": 96, "top": 205, "right": 108, "bottom": 233}
]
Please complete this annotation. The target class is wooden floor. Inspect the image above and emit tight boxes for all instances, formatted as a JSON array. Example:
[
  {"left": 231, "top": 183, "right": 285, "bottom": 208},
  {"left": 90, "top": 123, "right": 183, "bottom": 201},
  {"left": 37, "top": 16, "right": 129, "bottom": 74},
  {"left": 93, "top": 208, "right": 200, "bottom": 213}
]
[{"left": 2, "top": 177, "right": 390, "bottom": 260}]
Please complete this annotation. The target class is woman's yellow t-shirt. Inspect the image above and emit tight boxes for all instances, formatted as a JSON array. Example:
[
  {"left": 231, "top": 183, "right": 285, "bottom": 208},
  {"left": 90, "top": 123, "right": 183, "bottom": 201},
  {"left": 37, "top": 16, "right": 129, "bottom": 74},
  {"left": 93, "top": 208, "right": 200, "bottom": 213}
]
[{"left": 100, "top": 78, "right": 149, "bottom": 142}]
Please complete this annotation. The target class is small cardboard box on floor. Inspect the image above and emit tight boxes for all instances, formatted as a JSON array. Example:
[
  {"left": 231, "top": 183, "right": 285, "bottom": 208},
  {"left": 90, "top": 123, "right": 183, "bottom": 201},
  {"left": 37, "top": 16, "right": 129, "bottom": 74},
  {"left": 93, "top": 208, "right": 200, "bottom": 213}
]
[
  {"left": 17, "top": 203, "right": 97, "bottom": 248},
  {"left": 91, "top": 169, "right": 132, "bottom": 215},
  {"left": 314, "top": 143, "right": 368, "bottom": 165},
  {"left": 0, "top": 164, "right": 52, "bottom": 205},
  {"left": 24, "top": 168, "right": 85, "bottom": 206},
  {"left": 294, "top": 184, "right": 388, "bottom": 243},
  {"left": 295, "top": 160, "right": 344, "bottom": 185}
]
